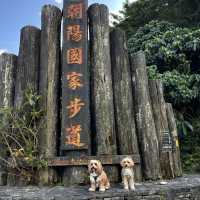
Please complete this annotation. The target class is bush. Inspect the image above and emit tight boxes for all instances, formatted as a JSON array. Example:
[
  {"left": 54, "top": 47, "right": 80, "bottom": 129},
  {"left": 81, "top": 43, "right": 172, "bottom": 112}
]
[{"left": 0, "top": 88, "right": 47, "bottom": 184}]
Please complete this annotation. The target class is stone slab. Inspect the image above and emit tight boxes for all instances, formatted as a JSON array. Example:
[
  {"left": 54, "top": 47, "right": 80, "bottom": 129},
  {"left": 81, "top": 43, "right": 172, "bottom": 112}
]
[{"left": 0, "top": 175, "right": 200, "bottom": 199}]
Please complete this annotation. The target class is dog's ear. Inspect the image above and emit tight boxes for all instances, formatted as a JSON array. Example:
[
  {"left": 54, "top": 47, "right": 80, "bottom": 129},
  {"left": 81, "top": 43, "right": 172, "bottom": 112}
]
[
  {"left": 120, "top": 159, "right": 125, "bottom": 167},
  {"left": 129, "top": 158, "right": 135, "bottom": 167},
  {"left": 97, "top": 160, "right": 103, "bottom": 174},
  {"left": 88, "top": 160, "right": 92, "bottom": 172}
]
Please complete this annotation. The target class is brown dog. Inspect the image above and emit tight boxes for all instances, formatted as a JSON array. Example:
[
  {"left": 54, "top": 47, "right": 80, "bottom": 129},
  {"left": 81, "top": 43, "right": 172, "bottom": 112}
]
[
  {"left": 120, "top": 157, "right": 135, "bottom": 191},
  {"left": 88, "top": 160, "right": 110, "bottom": 192}
]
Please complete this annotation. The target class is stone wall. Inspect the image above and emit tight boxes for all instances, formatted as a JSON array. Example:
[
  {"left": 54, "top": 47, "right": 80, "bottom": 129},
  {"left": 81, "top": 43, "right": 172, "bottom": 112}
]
[{"left": 0, "top": 175, "right": 199, "bottom": 200}]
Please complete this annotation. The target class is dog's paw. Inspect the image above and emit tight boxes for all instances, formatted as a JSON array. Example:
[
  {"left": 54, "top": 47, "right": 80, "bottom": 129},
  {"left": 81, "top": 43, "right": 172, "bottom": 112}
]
[
  {"left": 89, "top": 187, "right": 96, "bottom": 192},
  {"left": 130, "top": 186, "right": 135, "bottom": 191},
  {"left": 124, "top": 187, "right": 129, "bottom": 191},
  {"left": 99, "top": 187, "right": 106, "bottom": 192}
]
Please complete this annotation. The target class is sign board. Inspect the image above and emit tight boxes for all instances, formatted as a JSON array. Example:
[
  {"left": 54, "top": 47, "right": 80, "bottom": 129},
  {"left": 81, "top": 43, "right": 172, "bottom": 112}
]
[
  {"left": 162, "top": 130, "right": 172, "bottom": 151},
  {"left": 61, "top": 0, "right": 90, "bottom": 151}
]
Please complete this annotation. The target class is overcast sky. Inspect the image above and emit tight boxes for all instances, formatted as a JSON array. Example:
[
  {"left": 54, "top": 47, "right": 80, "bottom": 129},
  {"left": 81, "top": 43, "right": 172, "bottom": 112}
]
[{"left": 0, "top": 0, "right": 136, "bottom": 55}]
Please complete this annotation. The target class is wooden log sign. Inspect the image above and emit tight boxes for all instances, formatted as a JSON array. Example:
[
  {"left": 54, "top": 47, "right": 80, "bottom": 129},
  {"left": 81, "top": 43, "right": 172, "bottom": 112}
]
[{"left": 61, "top": 0, "right": 90, "bottom": 151}]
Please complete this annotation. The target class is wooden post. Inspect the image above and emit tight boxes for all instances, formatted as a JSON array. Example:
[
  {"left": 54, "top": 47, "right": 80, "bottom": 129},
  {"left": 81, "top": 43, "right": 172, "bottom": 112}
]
[
  {"left": 149, "top": 80, "right": 174, "bottom": 179},
  {"left": 61, "top": 0, "right": 91, "bottom": 185},
  {"left": 88, "top": 4, "right": 118, "bottom": 182},
  {"left": 166, "top": 103, "right": 182, "bottom": 177},
  {"left": 38, "top": 5, "right": 62, "bottom": 185},
  {"left": 14, "top": 26, "right": 40, "bottom": 108},
  {"left": 9, "top": 26, "right": 40, "bottom": 185},
  {"left": 130, "top": 51, "right": 161, "bottom": 180},
  {"left": 0, "top": 53, "right": 17, "bottom": 185},
  {"left": 110, "top": 29, "right": 142, "bottom": 182}
]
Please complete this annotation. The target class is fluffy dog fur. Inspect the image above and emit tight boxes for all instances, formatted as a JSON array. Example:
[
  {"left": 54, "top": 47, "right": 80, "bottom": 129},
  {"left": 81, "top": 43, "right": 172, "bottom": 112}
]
[
  {"left": 120, "top": 157, "right": 135, "bottom": 191},
  {"left": 88, "top": 160, "right": 110, "bottom": 192}
]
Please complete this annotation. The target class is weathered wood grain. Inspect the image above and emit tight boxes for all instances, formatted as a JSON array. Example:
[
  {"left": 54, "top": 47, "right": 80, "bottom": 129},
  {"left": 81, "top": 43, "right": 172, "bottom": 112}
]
[
  {"left": 166, "top": 103, "right": 182, "bottom": 177},
  {"left": 88, "top": 4, "right": 118, "bottom": 182},
  {"left": 38, "top": 5, "right": 62, "bottom": 185},
  {"left": 48, "top": 154, "right": 140, "bottom": 166},
  {"left": 149, "top": 80, "right": 174, "bottom": 179},
  {"left": 130, "top": 51, "right": 161, "bottom": 180},
  {"left": 0, "top": 53, "right": 16, "bottom": 108},
  {"left": 61, "top": 0, "right": 91, "bottom": 186},
  {"left": 110, "top": 29, "right": 142, "bottom": 182},
  {"left": 14, "top": 26, "right": 41, "bottom": 108},
  {"left": 10, "top": 26, "right": 40, "bottom": 186},
  {"left": 0, "top": 53, "right": 17, "bottom": 185}
]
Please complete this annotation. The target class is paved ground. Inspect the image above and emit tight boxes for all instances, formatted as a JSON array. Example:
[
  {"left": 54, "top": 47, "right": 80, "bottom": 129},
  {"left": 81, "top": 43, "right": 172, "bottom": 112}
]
[{"left": 0, "top": 175, "right": 200, "bottom": 199}]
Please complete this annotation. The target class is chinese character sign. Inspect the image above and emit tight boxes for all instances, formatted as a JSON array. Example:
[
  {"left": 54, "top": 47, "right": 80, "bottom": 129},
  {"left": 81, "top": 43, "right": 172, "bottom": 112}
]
[{"left": 61, "top": 0, "right": 90, "bottom": 151}]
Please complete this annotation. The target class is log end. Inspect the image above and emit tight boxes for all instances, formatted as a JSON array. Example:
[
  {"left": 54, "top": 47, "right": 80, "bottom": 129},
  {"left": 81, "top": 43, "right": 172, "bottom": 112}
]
[
  {"left": 88, "top": 3, "right": 109, "bottom": 25},
  {"left": 42, "top": 4, "right": 62, "bottom": 17},
  {"left": 20, "top": 25, "right": 41, "bottom": 34}
]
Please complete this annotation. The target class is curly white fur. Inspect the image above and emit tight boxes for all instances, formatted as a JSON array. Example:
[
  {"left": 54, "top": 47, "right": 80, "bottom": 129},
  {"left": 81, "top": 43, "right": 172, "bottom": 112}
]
[{"left": 120, "top": 157, "right": 135, "bottom": 191}]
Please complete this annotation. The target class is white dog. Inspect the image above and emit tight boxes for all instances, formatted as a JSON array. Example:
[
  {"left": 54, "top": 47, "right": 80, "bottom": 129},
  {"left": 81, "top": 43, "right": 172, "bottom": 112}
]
[{"left": 120, "top": 157, "right": 135, "bottom": 191}]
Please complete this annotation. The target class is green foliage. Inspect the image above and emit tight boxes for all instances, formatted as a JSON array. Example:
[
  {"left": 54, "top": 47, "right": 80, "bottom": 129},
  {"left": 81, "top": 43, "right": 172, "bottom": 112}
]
[
  {"left": 180, "top": 115, "right": 200, "bottom": 173},
  {"left": 182, "top": 149, "right": 200, "bottom": 173},
  {"left": 127, "top": 20, "right": 200, "bottom": 173},
  {"left": 128, "top": 21, "right": 200, "bottom": 106},
  {"left": 147, "top": 66, "right": 200, "bottom": 105},
  {"left": 0, "top": 88, "right": 47, "bottom": 184},
  {"left": 113, "top": 0, "right": 200, "bottom": 36}
]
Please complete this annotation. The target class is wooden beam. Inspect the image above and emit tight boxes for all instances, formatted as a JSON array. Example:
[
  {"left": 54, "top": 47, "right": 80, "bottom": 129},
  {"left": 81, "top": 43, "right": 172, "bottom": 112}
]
[
  {"left": 0, "top": 53, "right": 17, "bottom": 186},
  {"left": 149, "top": 80, "right": 175, "bottom": 179},
  {"left": 166, "top": 103, "right": 182, "bottom": 177},
  {"left": 61, "top": 0, "right": 90, "bottom": 186},
  {"left": 110, "top": 29, "right": 142, "bottom": 182},
  {"left": 130, "top": 51, "right": 161, "bottom": 180},
  {"left": 14, "top": 26, "right": 40, "bottom": 108},
  {"left": 39, "top": 4, "right": 62, "bottom": 186},
  {"left": 48, "top": 155, "right": 140, "bottom": 167},
  {"left": 88, "top": 3, "right": 118, "bottom": 183}
]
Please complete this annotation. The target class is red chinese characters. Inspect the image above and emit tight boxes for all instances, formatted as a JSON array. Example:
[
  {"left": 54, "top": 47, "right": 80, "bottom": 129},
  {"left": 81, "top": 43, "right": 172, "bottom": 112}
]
[
  {"left": 67, "top": 98, "right": 85, "bottom": 118},
  {"left": 66, "top": 72, "right": 83, "bottom": 90},
  {"left": 67, "top": 3, "right": 83, "bottom": 19},
  {"left": 63, "top": 1, "right": 87, "bottom": 149},
  {"left": 65, "top": 124, "right": 84, "bottom": 147},
  {"left": 67, "top": 48, "right": 83, "bottom": 64},
  {"left": 67, "top": 25, "right": 83, "bottom": 42}
]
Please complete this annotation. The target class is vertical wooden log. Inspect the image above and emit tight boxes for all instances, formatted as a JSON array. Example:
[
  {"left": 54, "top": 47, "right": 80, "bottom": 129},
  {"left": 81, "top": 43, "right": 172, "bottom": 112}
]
[
  {"left": 149, "top": 80, "right": 174, "bottom": 179},
  {"left": 166, "top": 103, "right": 182, "bottom": 177},
  {"left": 0, "top": 53, "right": 17, "bottom": 185},
  {"left": 88, "top": 4, "right": 118, "bottom": 182},
  {"left": 14, "top": 26, "right": 40, "bottom": 108},
  {"left": 39, "top": 5, "right": 62, "bottom": 185},
  {"left": 110, "top": 29, "right": 142, "bottom": 182},
  {"left": 61, "top": 0, "right": 90, "bottom": 186},
  {"left": 9, "top": 26, "right": 40, "bottom": 186},
  {"left": 130, "top": 51, "right": 161, "bottom": 180}
]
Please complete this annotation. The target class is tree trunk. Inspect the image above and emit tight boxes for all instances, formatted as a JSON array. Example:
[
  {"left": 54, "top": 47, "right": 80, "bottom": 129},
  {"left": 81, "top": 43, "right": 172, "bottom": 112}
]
[
  {"left": 0, "top": 53, "right": 17, "bottom": 185},
  {"left": 130, "top": 51, "right": 161, "bottom": 180},
  {"left": 166, "top": 103, "right": 182, "bottom": 177},
  {"left": 149, "top": 80, "right": 174, "bottom": 179},
  {"left": 14, "top": 26, "right": 40, "bottom": 108},
  {"left": 88, "top": 4, "right": 118, "bottom": 182},
  {"left": 39, "top": 5, "right": 62, "bottom": 185},
  {"left": 110, "top": 29, "right": 142, "bottom": 182}
]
